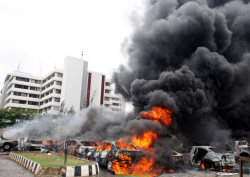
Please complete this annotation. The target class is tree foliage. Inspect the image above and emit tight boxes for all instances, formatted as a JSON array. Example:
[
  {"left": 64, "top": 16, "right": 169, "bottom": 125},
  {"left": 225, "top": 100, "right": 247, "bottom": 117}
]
[{"left": 0, "top": 108, "right": 37, "bottom": 128}]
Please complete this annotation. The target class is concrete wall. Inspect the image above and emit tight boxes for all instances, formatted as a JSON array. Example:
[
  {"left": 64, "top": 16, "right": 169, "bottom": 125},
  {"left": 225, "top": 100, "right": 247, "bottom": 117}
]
[{"left": 61, "top": 57, "right": 87, "bottom": 113}]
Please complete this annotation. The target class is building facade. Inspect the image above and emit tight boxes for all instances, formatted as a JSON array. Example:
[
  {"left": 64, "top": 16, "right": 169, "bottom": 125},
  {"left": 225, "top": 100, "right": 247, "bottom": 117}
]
[{"left": 0, "top": 57, "right": 125, "bottom": 117}]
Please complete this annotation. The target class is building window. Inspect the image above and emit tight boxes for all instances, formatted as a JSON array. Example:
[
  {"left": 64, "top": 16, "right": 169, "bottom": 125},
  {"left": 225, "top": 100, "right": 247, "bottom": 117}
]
[
  {"left": 15, "top": 84, "right": 28, "bottom": 89},
  {"left": 31, "top": 79, "right": 41, "bottom": 84},
  {"left": 30, "top": 87, "right": 40, "bottom": 91},
  {"left": 112, "top": 103, "right": 119, "bottom": 106},
  {"left": 105, "top": 90, "right": 109, "bottom": 94},
  {"left": 105, "top": 97, "right": 109, "bottom": 101},
  {"left": 55, "top": 89, "right": 61, "bottom": 94},
  {"left": 54, "top": 106, "right": 59, "bottom": 111},
  {"left": 105, "top": 82, "right": 110, "bottom": 86},
  {"left": 14, "top": 92, "right": 27, "bottom": 97},
  {"left": 112, "top": 97, "right": 120, "bottom": 101},
  {"left": 104, "top": 104, "right": 109, "bottom": 107},
  {"left": 57, "top": 73, "right": 63, "bottom": 78},
  {"left": 28, "top": 101, "right": 38, "bottom": 105},
  {"left": 16, "top": 77, "right": 29, "bottom": 82},
  {"left": 55, "top": 98, "right": 60, "bottom": 102},
  {"left": 29, "top": 94, "right": 39, "bottom": 98},
  {"left": 56, "top": 81, "right": 62, "bottom": 86}
]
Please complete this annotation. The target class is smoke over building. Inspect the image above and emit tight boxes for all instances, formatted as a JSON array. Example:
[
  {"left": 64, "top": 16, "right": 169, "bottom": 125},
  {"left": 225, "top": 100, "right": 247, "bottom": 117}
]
[{"left": 113, "top": 0, "right": 250, "bottom": 144}]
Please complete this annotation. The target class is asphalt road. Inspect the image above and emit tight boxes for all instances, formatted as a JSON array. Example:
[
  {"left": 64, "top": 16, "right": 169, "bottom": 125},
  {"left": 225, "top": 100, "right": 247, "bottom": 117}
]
[{"left": 0, "top": 153, "right": 34, "bottom": 177}]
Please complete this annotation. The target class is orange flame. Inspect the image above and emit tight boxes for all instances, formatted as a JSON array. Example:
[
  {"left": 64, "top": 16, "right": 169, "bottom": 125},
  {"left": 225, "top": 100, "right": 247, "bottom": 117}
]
[
  {"left": 116, "top": 139, "right": 137, "bottom": 150},
  {"left": 201, "top": 162, "right": 205, "bottom": 169},
  {"left": 221, "top": 169, "right": 231, "bottom": 172},
  {"left": 140, "top": 106, "right": 172, "bottom": 128},
  {"left": 132, "top": 131, "right": 158, "bottom": 150}
]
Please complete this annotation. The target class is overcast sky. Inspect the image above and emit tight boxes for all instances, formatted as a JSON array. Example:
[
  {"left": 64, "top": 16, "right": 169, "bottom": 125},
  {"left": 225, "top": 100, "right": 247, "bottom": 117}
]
[{"left": 0, "top": 0, "right": 144, "bottom": 111}]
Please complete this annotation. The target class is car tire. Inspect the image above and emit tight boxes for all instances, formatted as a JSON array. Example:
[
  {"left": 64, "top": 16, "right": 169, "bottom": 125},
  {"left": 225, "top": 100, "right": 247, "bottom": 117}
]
[
  {"left": 203, "top": 161, "right": 213, "bottom": 170},
  {"left": 107, "top": 160, "right": 113, "bottom": 172},
  {"left": 3, "top": 143, "right": 11, "bottom": 151}
]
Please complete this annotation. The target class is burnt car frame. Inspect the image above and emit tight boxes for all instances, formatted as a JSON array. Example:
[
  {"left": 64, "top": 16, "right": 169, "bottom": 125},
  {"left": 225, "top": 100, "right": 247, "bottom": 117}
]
[
  {"left": 227, "top": 140, "right": 250, "bottom": 159},
  {"left": 189, "top": 146, "right": 235, "bottom": 170},
  {"left": 54, "top": 139, "right": 98, "bottom": 158},
  {"left": 87, "top": 140, "right": 145, "bottom": 171},
  {"left": 24, "top": 138, "right": 44, "bottom": 151}
]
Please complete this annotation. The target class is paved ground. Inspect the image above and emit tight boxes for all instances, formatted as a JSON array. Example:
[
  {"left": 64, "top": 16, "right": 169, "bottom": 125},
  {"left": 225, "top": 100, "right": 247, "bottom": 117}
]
[
  {"left": 0, "top": 152, "right": 249, "bottom": 177},
  {"left": 0, "top": 153, "right": 34, "bottom": 177}
]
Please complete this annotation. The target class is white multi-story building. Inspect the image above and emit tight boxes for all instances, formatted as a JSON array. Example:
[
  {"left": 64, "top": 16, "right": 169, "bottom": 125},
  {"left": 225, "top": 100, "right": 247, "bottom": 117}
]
[{"left": 0, "top": 57, "right": 125, "bottom": 117}]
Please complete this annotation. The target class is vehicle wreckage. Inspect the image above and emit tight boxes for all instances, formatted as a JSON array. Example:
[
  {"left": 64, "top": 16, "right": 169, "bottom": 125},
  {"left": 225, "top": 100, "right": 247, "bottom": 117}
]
[
  {"left": 189, "top": 146, "right": 235, "bottom": 170},
  {"left": 87, "top": 140, "right": 145, "bottom": 172}
]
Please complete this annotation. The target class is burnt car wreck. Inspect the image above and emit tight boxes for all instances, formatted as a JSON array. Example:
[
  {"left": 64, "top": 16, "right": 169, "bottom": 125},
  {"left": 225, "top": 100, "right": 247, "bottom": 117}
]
[
  {"left": 189, "top": 146, "right": 235, "bottom": 170},
  {"left": 87, "top": 140, "right": 145, "bottom": 171},
  {"left": 54, "top": 139, "right": 97, "bottom": 158}
]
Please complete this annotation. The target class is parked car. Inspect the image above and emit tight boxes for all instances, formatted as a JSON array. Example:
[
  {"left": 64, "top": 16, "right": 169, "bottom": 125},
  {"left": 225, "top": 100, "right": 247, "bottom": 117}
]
[
  {"left": 189, "top": 146, "right": 235, "bottom": 170},
  {"left": 43, "top": 140, "right": 55, "bottom": 151},
  {"left": 0, "top": 137, "right": 18, "bottom": 151},
  {"left": 24, "top": 138, "right": 44, "bottom": 151},
  {"left": 53, "top": 139, "right": 98, "bottom": 158},
  {"left": 87, "top": 140, "right": 145, "bottom": 172},
  {"left": 227, "top": 140, "right": 250, "bottom": 159}
]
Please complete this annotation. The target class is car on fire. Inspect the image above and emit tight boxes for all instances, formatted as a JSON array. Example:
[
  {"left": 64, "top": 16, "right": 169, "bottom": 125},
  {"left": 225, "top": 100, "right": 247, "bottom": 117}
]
[
  {"left": 87, "top": 140, "right": 145, "bottom": 172},
  {"left": 53, "top": 139, "right": 98, "bottom": 158},
  {"left": 42, "top": 140, "right": 55, "bottom": 151},
  {"left": 0, "top": 137, "right": 18, "bottom": 151},
  {"left": 189, "top": 146, "right": 235, "bottom": 170},
  {"left": 24, "top": 138, "right": 44, "bottom": 151}
]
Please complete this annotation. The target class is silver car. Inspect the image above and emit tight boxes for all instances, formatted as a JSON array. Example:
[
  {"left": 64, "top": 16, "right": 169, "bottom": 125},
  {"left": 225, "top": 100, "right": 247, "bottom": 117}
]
[{"left": 189, "top": 146, "right": 235, "bottom": 170}]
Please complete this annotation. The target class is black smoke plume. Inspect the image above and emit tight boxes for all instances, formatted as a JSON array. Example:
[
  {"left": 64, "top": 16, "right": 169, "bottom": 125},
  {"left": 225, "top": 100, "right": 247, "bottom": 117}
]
[{"left": 113, "top": 0, "right": 250, "bottom": 144}]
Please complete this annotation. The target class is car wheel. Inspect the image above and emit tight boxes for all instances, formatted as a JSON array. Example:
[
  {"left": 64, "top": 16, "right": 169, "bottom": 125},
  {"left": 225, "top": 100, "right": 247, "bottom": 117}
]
[
  {"left": 3, "top": 144, "right": 11, "bottom": 151},
  {"left": 107, "top": 160, "right": 113, "bottom": 172},
  {"left": 203, "top": 161, "right": 213, "bottom": 170}
]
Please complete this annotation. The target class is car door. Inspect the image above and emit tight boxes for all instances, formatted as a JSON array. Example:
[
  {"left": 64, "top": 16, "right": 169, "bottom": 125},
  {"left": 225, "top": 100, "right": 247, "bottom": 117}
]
[
  {"left": 189, "top": 147, "right": 197, "bottom": 166},
  {"left": 93, "top": 142, "right": 106, "bottom": 163},
  {"left": 100, "top": 142, "right": 112, "bottom": 165}
]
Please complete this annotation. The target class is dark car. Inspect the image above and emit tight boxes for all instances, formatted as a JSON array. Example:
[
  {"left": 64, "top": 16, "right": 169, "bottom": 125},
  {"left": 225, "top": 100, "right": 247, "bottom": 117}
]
[{"left": 87, "top": 140, "right": 145, "bottom": 172}]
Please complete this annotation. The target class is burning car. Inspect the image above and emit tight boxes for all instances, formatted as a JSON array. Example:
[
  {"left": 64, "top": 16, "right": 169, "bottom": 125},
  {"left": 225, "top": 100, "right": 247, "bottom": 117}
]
[
  {"left": 24, "top": 138, "right": 44, "bottom": 151},
  {"left": 189, "top": 146, "right": 235, "bottom": 170},
  {"left": 0, "top": 137, "right": 18, "bottom": 151},
  {"left": 42, "top": 140, "right": 54, "bottom": 151},
  {"left": 54, "top": 139, "right": 98, "bottom": 158},
  {"left": 87, "top": 139, "right": 145, "bottom": 172}
]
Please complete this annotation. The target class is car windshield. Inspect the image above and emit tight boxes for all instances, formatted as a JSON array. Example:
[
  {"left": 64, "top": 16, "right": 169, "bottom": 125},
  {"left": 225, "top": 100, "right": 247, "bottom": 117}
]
[
  {"left": 209, "top": 148, "right": 228, "bottom": 153},
  {"left": 81, "top": 141, "right": 97, "bottom": 146},
  {"left": 30, "top": 140, "right": 42, "bottom": 144},
  {"left": 115, "top": 140, "right": 138, "bottom": 150}
]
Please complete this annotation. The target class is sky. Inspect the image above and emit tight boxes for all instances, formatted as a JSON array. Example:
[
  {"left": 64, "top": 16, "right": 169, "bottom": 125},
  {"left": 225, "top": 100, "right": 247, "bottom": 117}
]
[{"left": 0, "top": 0, "right": 144, "bottom": 112}]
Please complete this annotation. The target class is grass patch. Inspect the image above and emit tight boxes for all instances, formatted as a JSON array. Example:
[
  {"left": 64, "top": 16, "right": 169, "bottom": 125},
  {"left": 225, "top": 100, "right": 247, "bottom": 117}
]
[{"left": 15, "top": 152, "right": 94, "bottom": 168}]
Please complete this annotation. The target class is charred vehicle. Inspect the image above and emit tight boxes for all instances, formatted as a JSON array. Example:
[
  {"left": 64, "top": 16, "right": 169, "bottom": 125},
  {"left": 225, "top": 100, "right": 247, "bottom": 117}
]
[
  {"left": 24, "top": 138, "right": 44, "bottom": 151},
  {"left": 0, "top": 137, "right": 18, "bottom": 151},
  {"left": 53, "top": 139, "right": 97, "bottom": 158},
  {"left": 79, "top": 140, "right": 98, "bottom": 158},
  {"left": 42, "top": 140, "right": 54, "bottom": 151},
  {"left": 189, "top": 146, "right": 235, "bottom": 170},
  {"left": 87, "top": 140, "right": 145, "bottom": 172},
  {"left": 171, "top": 149, "right": 184, "bottom": 167},
  {"left": 227, "top": 140, "right": 250, "bottom": 159}
]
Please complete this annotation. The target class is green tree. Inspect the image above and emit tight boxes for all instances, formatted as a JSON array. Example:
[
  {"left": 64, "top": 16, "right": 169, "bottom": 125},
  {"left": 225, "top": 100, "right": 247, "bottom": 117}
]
[{"left": 0, "top": 108, "right": 37, "bottom": 128}]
